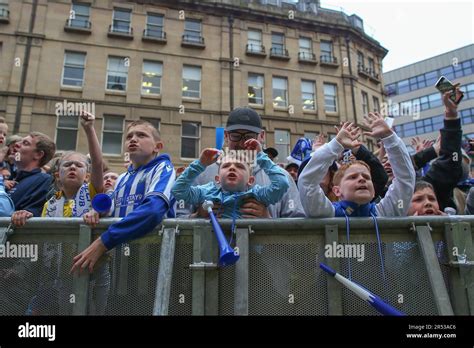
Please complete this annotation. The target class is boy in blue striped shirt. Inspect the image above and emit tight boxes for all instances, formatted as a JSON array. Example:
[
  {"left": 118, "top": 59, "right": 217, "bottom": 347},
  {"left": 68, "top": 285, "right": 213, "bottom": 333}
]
[{"left": 71, "top": 120, "right": 176, "bottom": 274}]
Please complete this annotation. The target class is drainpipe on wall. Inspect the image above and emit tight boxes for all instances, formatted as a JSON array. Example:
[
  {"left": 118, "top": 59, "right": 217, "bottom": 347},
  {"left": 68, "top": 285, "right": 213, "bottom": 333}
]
[
  {"left": 345, "top": 36, "right": 358, "bottom": 126},
  {"left": 228, "top": 15, "right": 234, "bottom": 111},
  {"left": 13, "top": 0, "right": 38, "bottom": 134}
]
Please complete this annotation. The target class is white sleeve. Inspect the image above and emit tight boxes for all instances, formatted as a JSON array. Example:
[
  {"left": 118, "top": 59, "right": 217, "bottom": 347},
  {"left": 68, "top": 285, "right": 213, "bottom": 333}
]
[
  {"left": 298, "top": 139, "right": 343, "bottom": 217},
  {"left": 376, "top": 133, "right": 416, "bottom": 216}
]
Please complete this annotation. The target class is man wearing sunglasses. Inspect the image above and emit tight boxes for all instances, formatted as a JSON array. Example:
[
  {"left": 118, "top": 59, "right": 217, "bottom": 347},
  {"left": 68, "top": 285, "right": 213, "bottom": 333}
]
[{"left": 191, "top": 107, "right": 305, "bottom": 218}]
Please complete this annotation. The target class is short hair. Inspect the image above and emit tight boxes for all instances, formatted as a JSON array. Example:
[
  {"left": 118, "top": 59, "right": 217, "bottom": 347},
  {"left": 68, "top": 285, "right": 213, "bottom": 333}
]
[
  {"left": 29, "top": 132, "right": 56, "bottom": 167},
  {"left": 0, "top": 116, "right": 5, "bottom": 123},
  {"left": 414, "top": 180, "right": 435, "bottom": 193},
  {"left": 218, "top": 153, "right": 253, "bottom": 175},
  {"left": 126, "top": 120, "right": 161, "bottom": 141},
  {"left": 59, "top": 151, "right": 90, "bottom": 172},
  {"left": 333, "top": 160, "right": 371, "bottom": 186}
]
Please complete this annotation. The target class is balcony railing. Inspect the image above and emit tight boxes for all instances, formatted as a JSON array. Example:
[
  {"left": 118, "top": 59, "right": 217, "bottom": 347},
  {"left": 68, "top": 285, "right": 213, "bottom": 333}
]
[
  {"left": 64, "top": 18, "right": 92, "bottom": 33},
  {"left": 0, "top": 8, "right": 10, "bottom": 23},
  {"left": 142, "top": 28, "right": 167, "bottom": 43},
  {"left": 108, "top": 25, "right": 133, "bottom": 39},
  {"left": 270, "top": 47, "right": 290, "bottom": 60},
  {"left": 298, "top": 51, "right": 317, "bottom": 64},
  {"left": 245, "top": 43, "right": 266, "bottom": 57},
  {"left": 181, "top": 34, "right": 205, "bottom": 48},
  {"left": 320, "top": 55, "right": 338, "bottom": 67},
  {"left": 1, "top": 216, "right": 472, "bottom": 316},
  {"left": 358, "top": 64, "right": 380, "bottom": 83}
]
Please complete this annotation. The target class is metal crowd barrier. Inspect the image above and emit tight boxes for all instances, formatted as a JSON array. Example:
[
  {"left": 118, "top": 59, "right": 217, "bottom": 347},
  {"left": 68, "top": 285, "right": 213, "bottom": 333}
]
[{"left": 0, "top": 216, "right": 473, "bottom": 316}]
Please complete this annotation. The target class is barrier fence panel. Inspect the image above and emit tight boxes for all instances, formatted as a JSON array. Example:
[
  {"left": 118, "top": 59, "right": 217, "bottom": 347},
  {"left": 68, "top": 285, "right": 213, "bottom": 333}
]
[{"left": 0, "top": 216, "right": 473, "bottom": 316}]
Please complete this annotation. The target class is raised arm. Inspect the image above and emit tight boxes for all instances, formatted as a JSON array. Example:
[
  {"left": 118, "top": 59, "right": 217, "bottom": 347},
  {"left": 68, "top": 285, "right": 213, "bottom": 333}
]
[
  {"left": 171, "top": 148, "right": 219, "bottom": 206},
  {"left": 80, "top": 111, "right": 103, "bottom": 194},
  {"left": 298, "top": 122, "right": 361, "bottom": 217},
  {"left": 363, "top": 113, "right": 415, "bottom": 216},
  {"left": 244, "top": 139, "right": 289, "bottom": 205}
]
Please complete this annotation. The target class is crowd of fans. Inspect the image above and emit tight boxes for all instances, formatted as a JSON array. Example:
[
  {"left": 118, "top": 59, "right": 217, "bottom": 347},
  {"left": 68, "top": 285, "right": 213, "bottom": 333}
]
[{"left": 0, "top": 83, "right": 472, "bottom": 314}]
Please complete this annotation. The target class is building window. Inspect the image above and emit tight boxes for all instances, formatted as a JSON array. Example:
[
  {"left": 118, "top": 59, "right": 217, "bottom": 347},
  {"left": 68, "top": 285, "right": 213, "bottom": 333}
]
[
  {"left": 272, "top": 77, "right": 288, "bottom": 108},
  {"left": 68, "top": 3, "right": 90, "bottom": 28},
  {"left": 140, "top": 117, "right": 160, "bottom": 130},
  {"left": 56, "top": 116, "right": 78, "bottom": 151},
  {"left": 301, "top": 80, "right": 316, "bottom": 111},
  {"left": 106, "top": 56, "right": 128, "bottom": 91},
  {"left": 299, "top": 37, "right": 313, "bottom": 60},
  {"left": 361, "top": 91, "right": 369, "bottom": 115},
  {"left": 112, "top": 8, "right": 131, "bottom": 33},
  {"left": 184, "top": 19, "right": 202, "bottom": 42},
  {"left": 323, "top": 83, "right": 337, "bottom": 112},
  {"left": 373, "top": 96, "right": 380, "bottom": 113},
  {"left": 146, "top": 13, "right": 164, "bottom": 38},
  {"left": 181, "top": 122, "right": 200, "bottom": 158},
  {"left": 275, "top": 130, "right": 290, "bottom": 162},
  {"left": 62, "top": 51, "right": 86, "bottom": 87},
  {"left": 357, "top": 51, "right": 364, "bottom": 68},
  {"left": 368, "top": 57, "right": 375, "bottom": 73},
  {"left": 102, "top": 115, "right": 124, "bottom": 155},
  {"left": 304, "top": 131, "right": 318, "bottom": 142},
  {"left": 248, "top": 73, "right": 264, "bottom": 105},
  {"left": 182, "top": 65, "right": 201, "bottom": 99},
  {"left": 142, "top": 60, "right": 162, "bottom": 95},
  {"left": 248, "top": 29, "right": 263, "bottom": 52},
  {"left": 320, "top": 40, "right": 333, "bottom": 60},
  {"left": 271, "top": 32, "right": 285, "bottom": 55}
]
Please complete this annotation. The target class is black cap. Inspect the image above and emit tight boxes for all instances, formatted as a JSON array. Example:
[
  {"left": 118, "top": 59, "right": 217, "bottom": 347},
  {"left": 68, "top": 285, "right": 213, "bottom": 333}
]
[
  {"left": 263, "top": 147, "right": 278, "bottom": 158},
  {"left": 285, "top": 162, "right": 299, "bottom": 170},
  {"left": 226, "top": 107, "right": 262, "bottom": 133}
]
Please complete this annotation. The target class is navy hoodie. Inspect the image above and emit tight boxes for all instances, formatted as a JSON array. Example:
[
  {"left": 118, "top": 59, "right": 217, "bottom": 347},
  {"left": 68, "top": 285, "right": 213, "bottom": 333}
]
[{"left": 8, "top": 169, "right": 52, "bottom": 216}]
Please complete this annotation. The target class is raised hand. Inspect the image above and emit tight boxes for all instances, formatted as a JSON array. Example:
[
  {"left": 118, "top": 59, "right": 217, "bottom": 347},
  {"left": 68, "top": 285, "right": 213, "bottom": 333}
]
[
  {"left": 335, "top": 122, "right": 362, "bottom": 150},
  {"left": 312, "top": 134, "right": 327, "bottom": 152},
  {"left": 363, "top": 112, "right": 393, "bottom": 139},
  {"left": 243, "top": 139, "right": 262, "bottom": 153},
  {"left": 443, "top": 88, "right": 461, "bottom": 119},
  {"left": 199, "top": 148, "right": 221, "bottom": 167},
  {"left": 80, "top": 110, "right": 95, "bottom": 128}
]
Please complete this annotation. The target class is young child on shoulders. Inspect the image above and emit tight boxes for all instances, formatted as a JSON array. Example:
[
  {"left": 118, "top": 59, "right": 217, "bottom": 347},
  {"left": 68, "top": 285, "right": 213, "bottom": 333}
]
[{"left": 172, "top": 139, "right": 289, "bottom": 219}]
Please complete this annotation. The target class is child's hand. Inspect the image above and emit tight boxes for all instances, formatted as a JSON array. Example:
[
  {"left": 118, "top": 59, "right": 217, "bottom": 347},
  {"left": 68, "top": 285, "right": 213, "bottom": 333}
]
[
  {"left": 363, "top": 112, "right": 393, "bottom": 139},
  {"left": 312, "top": 134, "right": 327, "bottom": 152},
  {"left": 83, "top": 210, "right": 100, "bottom": 228},
  {"left": 4, "top": 180, "right": 17, "bottom": 190},
  {"left": 335, "top": 122, "right": 362, "bottom": 149},
  {"left": 80, "top": 110, "right": 96, "bottom": 129},
  {"left": 199, "top": 148, "right": 220, "bottom": 167},
  {"left": 243, "top": 139, "right": 262, "bottom": 153},
  {"left": 11, "top": 210, "right": 33, "bottom": 227},
  {"left": 443, "top": 88, "right": 460, "bottom": 119}
]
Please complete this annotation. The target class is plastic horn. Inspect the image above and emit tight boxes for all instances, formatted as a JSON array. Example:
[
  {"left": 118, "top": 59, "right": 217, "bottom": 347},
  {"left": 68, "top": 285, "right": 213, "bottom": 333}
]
[
  {"left": 320, "top": 263, "right": 405, "bottom": 316},
  {"left": 202, "top": 200, "right": 239, "bottom": 266},
  {"left": 91, "top": 193, "right": 112, "bottom": 214},
  {"left": 216, "top": 127, "right": 225, "bottom": 150}
]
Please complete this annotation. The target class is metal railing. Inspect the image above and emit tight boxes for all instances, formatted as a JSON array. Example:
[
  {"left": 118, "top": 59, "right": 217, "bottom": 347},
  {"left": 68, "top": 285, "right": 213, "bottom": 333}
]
[
  {"left": 246, "top": 43, "right": 266, "bottom": 55},
  {"left": 143, "top": 28, "right": 166, "bottom": 40},
  {"left": 182, "top": 34, "right": 205, "bottom": 46},
  {"left": 270, "top": 47, "right": 290, "bottom": 58},
  {"left": 0, "top": 8, "right": 9, "bottom": 18},
  {"left": 108, "top": 25, "right": 133, "bottom": 35},
  {"left": 298, "top": 51, "right": 317, "bottom": 62},
  {"left": 1, "top": 216, "right": 473, "bottom": 316},
  {"left": 320, "top": 55, "right": 338, "bottom": 65},
  {"left": 65, "top": 18, "right": 91, "bottom": 29}
]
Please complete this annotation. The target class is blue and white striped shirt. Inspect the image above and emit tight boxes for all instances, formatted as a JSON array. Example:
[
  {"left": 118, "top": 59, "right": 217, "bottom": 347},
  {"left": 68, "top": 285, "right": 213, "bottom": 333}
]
[
  {"left": 100, "top": 154, "right": 176, "bottom": 250},
  {"left": 112, "top": 155, "right": 176, "bottom": 218}
]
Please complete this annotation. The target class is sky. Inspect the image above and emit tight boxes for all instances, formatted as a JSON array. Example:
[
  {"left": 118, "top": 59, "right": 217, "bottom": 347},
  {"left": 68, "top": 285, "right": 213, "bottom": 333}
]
[{"left": 320, "top": 0, "right": 474, "bottom": 72}]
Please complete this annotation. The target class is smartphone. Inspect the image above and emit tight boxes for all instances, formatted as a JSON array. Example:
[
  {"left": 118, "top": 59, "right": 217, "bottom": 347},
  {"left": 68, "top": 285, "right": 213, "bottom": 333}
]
[{"left": 435, "top": 76, "right": 464, "bottom": 104}]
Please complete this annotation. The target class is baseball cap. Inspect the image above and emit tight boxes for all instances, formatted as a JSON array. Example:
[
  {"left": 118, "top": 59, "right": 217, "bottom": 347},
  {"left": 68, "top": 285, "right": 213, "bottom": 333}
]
[
  {"left": 263, "top": 147, "right": 278, "bottom": 158},
  {"left": 226, "top": 107, "right": 262, "bottom": 133}
]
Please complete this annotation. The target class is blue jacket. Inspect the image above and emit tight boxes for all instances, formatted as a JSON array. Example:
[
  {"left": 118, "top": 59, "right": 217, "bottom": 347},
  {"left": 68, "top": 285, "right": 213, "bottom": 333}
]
[
  {"left": 8, "top": 169, "right": 52, "bottom": 216},
  {"left": 172, "top": 151, "right": 289, "bottom": 219}
]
